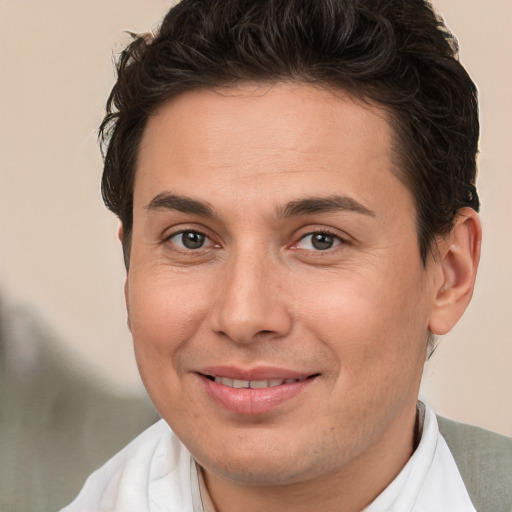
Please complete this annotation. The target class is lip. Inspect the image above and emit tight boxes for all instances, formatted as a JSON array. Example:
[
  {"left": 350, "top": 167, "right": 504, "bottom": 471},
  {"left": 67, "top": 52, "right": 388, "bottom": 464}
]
[
  {"left": 198, "top": 365, "right": 314, "bottom": 381},
  {"left": 196, "top": 366, "right": 319, "bottom": 415}
]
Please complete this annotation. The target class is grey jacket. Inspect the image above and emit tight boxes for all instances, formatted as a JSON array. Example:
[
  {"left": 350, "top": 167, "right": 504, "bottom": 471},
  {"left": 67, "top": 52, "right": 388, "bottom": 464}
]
[{"left": 439, "top": 416, "right": 512, "bottom": 512}]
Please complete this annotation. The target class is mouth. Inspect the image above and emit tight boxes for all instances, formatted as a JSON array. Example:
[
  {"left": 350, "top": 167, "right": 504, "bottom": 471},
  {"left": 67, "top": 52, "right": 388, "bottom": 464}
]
[
  {"left": 203, "top": 374, "right": 316, "bottom": 389},
  {"left": 197, "top": 368, "right": 320, "bottom": 415}
]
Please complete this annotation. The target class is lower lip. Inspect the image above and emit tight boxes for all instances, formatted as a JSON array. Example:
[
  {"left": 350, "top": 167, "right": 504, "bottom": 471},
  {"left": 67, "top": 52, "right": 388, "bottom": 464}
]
[{"left": 200, "top": 375, "right": 315, "bottom": 415}]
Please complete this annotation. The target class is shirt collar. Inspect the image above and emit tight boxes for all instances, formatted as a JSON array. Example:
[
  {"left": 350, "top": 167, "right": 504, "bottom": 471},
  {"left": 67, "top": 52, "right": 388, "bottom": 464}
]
[{"left": 364, "top": 403, "right": 476, "bottom": 511}]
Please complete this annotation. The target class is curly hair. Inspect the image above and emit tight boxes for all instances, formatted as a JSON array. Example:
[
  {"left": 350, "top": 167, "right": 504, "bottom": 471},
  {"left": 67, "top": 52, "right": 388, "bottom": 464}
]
[{"left": 99, "top": 0, "right": 480, "bottom": 268}]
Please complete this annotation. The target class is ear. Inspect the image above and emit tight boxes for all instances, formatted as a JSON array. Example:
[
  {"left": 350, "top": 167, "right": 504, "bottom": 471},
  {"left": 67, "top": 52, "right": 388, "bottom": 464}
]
[
  {"left": 118, "top": 223, "right": 132, "bottom": 270},
  {"left": 118, "top": 223, "right": 124, "bottom": 243},
  {"left": 118, "top": 223, "right": 132, "bottom": 331},
  {"left": 124, "top": 277, "right": 131, "bottom": 332},
  {"left": 428, "top": 208, "right": 482, "bottom": 335}
]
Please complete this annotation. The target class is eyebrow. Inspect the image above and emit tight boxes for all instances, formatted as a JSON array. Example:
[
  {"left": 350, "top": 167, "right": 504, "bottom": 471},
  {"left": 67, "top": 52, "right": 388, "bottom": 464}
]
[
  {"left": 144, "top": 192, "right": 375, "bottom": 219},
  {"left": 145, "top": 192, "right": 215, "bottom": 217},
  {"left": 277, "top": 195, "right": 375, "bottom": 218}
]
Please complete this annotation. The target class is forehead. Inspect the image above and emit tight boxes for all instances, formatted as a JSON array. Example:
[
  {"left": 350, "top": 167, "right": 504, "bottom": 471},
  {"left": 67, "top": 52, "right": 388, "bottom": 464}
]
[
  {"left": 138, "top": 83, "right": 394, "bottom": 181},
  {"left": 135, "top": 83, "right": 410, "bottom": 221}
]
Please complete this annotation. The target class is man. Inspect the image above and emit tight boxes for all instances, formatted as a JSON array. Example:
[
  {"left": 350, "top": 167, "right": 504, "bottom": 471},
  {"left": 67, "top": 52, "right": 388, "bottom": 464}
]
[{"left": 62, "top": 0, "right": 512, "bottom": 511}]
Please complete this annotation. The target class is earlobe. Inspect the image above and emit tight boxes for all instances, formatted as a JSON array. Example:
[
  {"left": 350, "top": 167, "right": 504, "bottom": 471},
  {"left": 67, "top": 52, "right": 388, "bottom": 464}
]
[
  {"left": 118, "top": 224, "right": 124, "bottom": 243},
  {"left": 428, "top": 208, "right": 482, "bottom": 335}
]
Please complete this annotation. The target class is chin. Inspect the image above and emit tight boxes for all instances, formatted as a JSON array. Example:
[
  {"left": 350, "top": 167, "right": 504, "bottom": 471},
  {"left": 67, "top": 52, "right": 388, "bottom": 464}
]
[
  {"left": 191, "top": 430, "right": 345, "bottom": 487},
  {"left": 204, "top": 457, "right": 322, "bottom": 487}
]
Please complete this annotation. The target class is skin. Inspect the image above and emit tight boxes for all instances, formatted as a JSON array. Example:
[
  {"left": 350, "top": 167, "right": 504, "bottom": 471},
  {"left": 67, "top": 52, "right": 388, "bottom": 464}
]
[{"left": 125, "top": 83, "right": 481, "bottom": 512}]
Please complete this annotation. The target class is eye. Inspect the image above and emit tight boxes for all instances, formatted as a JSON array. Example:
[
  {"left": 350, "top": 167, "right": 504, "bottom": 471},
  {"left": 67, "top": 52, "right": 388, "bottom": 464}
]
[
  {"left": 167, "top": 230, "right": 214, "bottom": 250},
  {"left": 296, "top": 232, "right": 342, "bottom": 251}
]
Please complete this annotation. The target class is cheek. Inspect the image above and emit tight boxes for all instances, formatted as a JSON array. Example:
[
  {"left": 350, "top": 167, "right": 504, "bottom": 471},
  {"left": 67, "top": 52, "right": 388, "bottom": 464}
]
[
  {"left": 127, "top": 270, "right": 212, "bottom": 378},
  {"left": 298, "top": 268, "right": 429, "bottom": 380}
]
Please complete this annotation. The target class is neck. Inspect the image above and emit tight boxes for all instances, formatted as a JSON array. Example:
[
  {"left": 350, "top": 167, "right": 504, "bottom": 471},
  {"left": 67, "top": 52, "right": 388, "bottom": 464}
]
[{"left": 203, "top": 404, "right": 419, "bottom": 512}]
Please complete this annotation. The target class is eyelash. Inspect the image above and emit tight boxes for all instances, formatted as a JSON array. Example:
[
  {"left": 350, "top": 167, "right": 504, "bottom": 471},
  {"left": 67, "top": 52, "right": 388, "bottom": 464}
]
[
  {"left": 163, "top": 227, "right": 347, "bottom": 254},
  {"left": 164, "top": 229, "right": 218, "bottom": 251},
  {"left": 292, "top": 229, "right": 347, "bottom": 252}
]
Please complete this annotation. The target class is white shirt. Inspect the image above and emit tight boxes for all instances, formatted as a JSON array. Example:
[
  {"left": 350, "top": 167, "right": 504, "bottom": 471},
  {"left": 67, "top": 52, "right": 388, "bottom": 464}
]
[
  {"left": 363, "top": 404, "right": 476, "bottom": 511},
  {"left": 60, "top": 404, "right": 476, "bottom": 512}
]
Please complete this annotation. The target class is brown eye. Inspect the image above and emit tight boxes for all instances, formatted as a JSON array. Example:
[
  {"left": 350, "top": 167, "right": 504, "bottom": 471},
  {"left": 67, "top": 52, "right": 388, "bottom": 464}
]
[
  {"left": 182, "top": 231, "right": 205, "bottom": 249},
  {"left": 296, "top": 232, "right": 342, "bottom": 251},
  {"left": 311, "top": 233, "right": 335, "bottom": 250},
  {"left": 169, "top": 230, "right": 207, "bottom": 250}
]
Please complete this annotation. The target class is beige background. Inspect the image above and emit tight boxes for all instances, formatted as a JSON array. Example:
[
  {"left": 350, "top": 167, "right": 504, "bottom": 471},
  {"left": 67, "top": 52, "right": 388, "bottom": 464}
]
[{"left": 0, "top": 0, "right": 510, "bottom": 435}]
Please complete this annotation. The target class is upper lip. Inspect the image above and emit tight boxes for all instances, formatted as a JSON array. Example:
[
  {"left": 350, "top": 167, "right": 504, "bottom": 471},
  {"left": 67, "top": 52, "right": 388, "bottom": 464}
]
[{"left": 196, "top": 365, "right": 318, "bottom": 381}]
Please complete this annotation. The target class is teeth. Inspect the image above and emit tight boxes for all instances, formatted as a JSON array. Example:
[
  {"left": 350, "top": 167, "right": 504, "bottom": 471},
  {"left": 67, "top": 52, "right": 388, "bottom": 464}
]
[
  {"left": 232, "top": 379, "right": 250, "bottom": 389},
  {"left": 213, "top": 377, "right": 300, "bottom": 388},
  {"left": 249, "top": 379, "right": 272, "bottom": 388}
]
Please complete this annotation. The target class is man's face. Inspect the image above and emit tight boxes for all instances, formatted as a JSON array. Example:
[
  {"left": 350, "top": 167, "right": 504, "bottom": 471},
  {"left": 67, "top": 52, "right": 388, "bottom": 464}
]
[{"left": 127, "top": 83, "right": 438, "bottom": 486}]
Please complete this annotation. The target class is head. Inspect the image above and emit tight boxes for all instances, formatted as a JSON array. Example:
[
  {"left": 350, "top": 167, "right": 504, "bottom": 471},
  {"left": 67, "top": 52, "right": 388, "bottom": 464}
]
[
  {"left": 100, "top": 0, "right": 480, "bottom": 269},
  {"left": 99, "top": 0, "right": 482, "bottom": 505}
]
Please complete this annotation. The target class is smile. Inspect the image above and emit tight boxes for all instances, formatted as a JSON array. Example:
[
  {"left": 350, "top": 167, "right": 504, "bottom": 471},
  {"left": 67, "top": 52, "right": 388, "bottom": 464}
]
[
  {"left": 199, "top": 370, "right": 319, "bottom": 415},
  {"left": 212, "top": 376, "right": 307, "bottom": 389}
]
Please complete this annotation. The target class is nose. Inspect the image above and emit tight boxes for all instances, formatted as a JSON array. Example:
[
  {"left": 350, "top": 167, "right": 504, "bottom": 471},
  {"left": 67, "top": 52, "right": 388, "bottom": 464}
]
[{"left": 209, "top": 249, "right": 293, "bottom": 345}]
